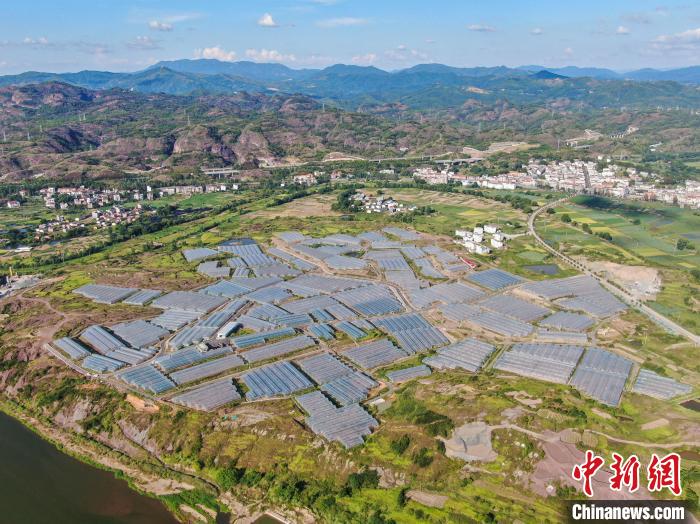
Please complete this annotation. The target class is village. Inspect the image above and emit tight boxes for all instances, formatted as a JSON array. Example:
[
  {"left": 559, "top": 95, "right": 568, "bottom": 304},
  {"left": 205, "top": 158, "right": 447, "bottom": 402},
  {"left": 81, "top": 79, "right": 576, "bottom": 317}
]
[
  {"left": 411, "top": 159, "right": 700, "bottom": 208},
  {"left": 3, "top": 183, "right": 234, "bottom": 211}
]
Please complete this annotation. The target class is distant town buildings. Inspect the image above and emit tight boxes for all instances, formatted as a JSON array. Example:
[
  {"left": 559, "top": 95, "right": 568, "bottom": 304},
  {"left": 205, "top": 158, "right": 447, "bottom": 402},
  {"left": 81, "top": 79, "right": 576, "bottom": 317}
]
[
  {"left": 413, "top": 167, "right": 449, "bottom": 185},
  {"left": 460, "top": 172, "right": 538, "bottom": 190},
  {"left": 33, "top": 204, "right": 153, "bottom": 241},
  {"left": 526, "top": 160, "right": 700, "bottom": 208}
]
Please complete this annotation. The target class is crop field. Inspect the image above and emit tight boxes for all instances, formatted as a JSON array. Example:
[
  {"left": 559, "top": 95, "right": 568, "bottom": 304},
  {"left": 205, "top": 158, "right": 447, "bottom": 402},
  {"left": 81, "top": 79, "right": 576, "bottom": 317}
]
[
  {"left": 537, "top": 197, "right": 700, "bottom": 334},
  {"left": 388, "top": 188, "right": 528, "bottom": 236},
  {"left": 544, "top": 197, "right": 700, "bottom": 271}
]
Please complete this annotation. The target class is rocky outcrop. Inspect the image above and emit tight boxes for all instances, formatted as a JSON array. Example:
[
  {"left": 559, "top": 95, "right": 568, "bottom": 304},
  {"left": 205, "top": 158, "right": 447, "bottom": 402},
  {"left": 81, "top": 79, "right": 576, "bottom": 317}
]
[
  {"left": 39, "top": 126, "right": 100, "bottom": 153},
  {"left": 98, "top": 136, "right": 175, "bottom": 158},
  {"left": 232, "top": 128, "right": 274, "bottom": 166},
  {"left": 118, "top": 419, "right": 160, "bottom": 455},
  {"left": 172, "top": 125, "right": 236, "bottom": 163}
]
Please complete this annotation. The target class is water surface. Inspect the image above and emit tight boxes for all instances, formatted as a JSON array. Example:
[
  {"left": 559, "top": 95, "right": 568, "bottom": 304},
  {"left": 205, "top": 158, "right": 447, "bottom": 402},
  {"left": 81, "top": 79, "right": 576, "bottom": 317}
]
[{"left": 0, "top": 411, "right": 178, "bottom": 524}]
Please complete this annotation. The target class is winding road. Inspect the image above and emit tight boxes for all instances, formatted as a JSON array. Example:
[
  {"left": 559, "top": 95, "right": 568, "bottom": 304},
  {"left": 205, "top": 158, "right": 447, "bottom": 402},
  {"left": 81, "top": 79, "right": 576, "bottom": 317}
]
[{"left": 528, "top": 197, "right": 700, "bottom": 346}]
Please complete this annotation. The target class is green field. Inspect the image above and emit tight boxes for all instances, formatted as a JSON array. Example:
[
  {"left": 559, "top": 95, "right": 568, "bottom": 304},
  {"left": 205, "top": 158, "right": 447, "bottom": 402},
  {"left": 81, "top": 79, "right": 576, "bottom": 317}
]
[{"left": 538, "top": 196, "right": 700, "bottom": 334}]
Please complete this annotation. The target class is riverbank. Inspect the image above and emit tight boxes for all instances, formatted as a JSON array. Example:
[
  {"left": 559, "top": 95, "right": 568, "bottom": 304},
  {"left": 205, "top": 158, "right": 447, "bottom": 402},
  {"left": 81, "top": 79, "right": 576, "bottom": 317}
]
[
  {"left": 0, "top": 408, "right": 179, "bottom": 524},
  {"left": 0, "top": 398, "right": 314, "bottom": 524}
]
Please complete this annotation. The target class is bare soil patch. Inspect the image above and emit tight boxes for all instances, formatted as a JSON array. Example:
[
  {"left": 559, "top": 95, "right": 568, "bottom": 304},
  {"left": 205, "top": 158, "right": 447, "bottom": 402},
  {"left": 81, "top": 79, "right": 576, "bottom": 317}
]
[
  {"left": 641, "top": 418, "right": 669, "bottom": 431},
  {"left": 406, "top": 490, "right": 449, "bottom": 508},
  {"left": 528, "top": 436, "right": 651, "bottom": 500},
  {"left": 126, "top": 394, "right": 160, "bottom": 413},
  {"left": 249, "top": 194, "right": 339, "bottom": 218},
  {"left": 586, "top": 260, "right": 661, "bottom": 300}
]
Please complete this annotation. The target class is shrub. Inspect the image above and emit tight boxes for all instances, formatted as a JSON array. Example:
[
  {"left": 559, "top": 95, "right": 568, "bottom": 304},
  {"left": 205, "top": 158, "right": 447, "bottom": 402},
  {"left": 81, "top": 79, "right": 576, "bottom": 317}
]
[
  {"left": 390, "top": 434, "right": 411, "bottom": 455},
  {"left": 412, "top": 447, "right": 433, "bottom": 467}
]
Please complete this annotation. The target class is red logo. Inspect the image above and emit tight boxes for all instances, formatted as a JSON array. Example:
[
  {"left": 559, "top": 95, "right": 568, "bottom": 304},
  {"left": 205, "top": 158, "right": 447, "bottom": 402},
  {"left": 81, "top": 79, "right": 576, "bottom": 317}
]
[
  {"left": 572, "top": 451, "right": 682, "bottom": 497},
  {"left": 572, "top": 450, "right": 605, "bottom": 497},
  {"left": 647, "top": 453, "right": 682, "bottom": 496},
  {"left": 609, "top": 453, "right": 640, "bottom": 493}
]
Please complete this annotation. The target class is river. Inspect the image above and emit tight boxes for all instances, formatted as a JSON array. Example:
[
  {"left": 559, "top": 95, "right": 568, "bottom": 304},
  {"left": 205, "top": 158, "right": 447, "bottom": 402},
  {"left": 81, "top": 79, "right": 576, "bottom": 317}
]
[{"left": 0, "top": 410, "right": 179, "bottom": 524}]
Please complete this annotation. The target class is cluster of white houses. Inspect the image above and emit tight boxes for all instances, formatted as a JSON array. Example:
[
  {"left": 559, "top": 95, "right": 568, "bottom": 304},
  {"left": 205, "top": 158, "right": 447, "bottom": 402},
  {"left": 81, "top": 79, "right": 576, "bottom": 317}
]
[
  {"left": 90, "top": 205, "right": 147, "bottom": 230},
  {"left": 34, "top": 216, "right": 85, "bottom": 240},
  {"left": 454, "top": 224, "right": 506, "bottom": 255},
  {"left": 34, "top": 184, "right": 234, "bottom": 210},
  {"left": 33, "top": 205, "right": 150, "bottom": 240},
  {"left": 351, "top": 192, "right": 417, "bottom": 214}
]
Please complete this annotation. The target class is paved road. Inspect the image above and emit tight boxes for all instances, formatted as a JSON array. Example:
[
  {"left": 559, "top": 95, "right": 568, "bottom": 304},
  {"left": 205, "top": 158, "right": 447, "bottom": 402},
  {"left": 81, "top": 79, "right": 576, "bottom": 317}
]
[{"left": 528, "top": 197, "right": 700, "bottom": 346}]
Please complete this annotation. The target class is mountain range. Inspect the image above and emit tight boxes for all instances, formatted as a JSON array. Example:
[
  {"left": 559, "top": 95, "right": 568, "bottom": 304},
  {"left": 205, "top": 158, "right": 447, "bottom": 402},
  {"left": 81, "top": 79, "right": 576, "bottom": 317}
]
[{"left": 2, "top": 60, "right": 700, "bottom": 111}]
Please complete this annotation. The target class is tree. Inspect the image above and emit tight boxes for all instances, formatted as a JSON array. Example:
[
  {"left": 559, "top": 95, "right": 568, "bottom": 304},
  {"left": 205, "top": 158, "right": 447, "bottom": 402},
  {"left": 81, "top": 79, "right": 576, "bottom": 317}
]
[
  {"left": 390, "top": 434, "right": 411, "bottom": 455},
  {"left": 412, "top": 447, "right": 433, "bottom": 467},
  {"left": 397, "top": 487, "right": 409, "bottom": 507},
  {"left": 331, "top": 189, "right": 357, "bottom": 212},
  {"left": 346, "top": 469, "right": 379, "bottom": 493},
  {"left": 561, "top": 213, "right": 572, "bottom": 223},
  {"left": 677, "top": 238, "right": 689, "bottom": 251}
]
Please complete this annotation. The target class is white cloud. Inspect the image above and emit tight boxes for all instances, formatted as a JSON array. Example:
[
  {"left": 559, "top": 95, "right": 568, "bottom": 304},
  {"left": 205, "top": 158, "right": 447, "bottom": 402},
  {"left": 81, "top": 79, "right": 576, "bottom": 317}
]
[
  {"left": 351, "top": 53, "right": 377, "bottom": 65},
  {"left": 564, "top": 47, "right": 574, "bottom": 57},
  {"left": 531, "top": 27, "right": 543, "bottom": 35},
  {"left": 654, "top": 27, "right": 700, "bottom": 43},
  {"left": 127, "top": 36, "right": 160, "bottom": 50},
  {"left": 195, "top": 46, "right": 237, "bottom": 62},
  {"left": 652, "top": 27, "right": 700, "bottom": 51},
  {"left": 616, "top": 25, "right": 631, "bottom": 35},
  {"left": 22, "top": 36, "right": 50, "bottom": 46},
  {"left": 316, "top": 17, "right": 368, "bottom": 28},
  {"left": 467, "top": 24, "right": 496, "bottom": 32},
  {"left": 245, "top": 48, "right": 296, "bottom": 63},
  {"left": 148, "top": 20, "right": 173, "bottom": 31},
  {"left": 258, "top": 13, "right": 278, "bottom": 27}
]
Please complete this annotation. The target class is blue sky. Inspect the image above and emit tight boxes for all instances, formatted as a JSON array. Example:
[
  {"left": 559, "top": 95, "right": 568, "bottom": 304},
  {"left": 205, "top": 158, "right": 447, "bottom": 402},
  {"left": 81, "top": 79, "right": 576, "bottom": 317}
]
[{"left": 1, "top": 0, "right": 700, "bottom": 74}]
